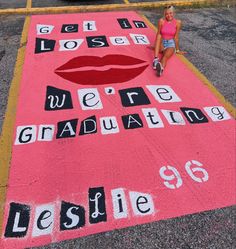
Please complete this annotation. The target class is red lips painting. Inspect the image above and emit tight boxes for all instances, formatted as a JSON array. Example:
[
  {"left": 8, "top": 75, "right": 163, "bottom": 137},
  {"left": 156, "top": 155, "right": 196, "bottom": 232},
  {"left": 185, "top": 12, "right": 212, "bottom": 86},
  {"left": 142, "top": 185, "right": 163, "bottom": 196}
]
[{"left": 55, "top": 54, "right": 148, "bottom": 85}]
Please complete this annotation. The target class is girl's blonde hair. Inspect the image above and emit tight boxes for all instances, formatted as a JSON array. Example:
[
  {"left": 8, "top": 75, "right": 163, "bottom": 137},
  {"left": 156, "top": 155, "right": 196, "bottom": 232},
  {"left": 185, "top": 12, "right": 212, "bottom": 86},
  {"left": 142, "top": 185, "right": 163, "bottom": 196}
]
[{"left": 164, "top": 5, "right": 175, "bottom": 14}]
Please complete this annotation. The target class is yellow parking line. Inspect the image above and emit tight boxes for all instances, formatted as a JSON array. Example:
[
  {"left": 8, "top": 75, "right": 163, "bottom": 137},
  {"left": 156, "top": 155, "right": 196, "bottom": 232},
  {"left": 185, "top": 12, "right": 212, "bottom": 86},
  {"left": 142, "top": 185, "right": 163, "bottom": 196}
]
[
  {"left": 26, "top": 0, "right": 32, "bottom": 9},
  {"left": 142, "top": 14, "right": 236, "bottom": 118},
  {"left": 0, "top": 16, "right": 31, "bottom": 234},
  {"left": 0, "top": 0, "right": 221, "bottom": 15},
  {"left": 123, "top": 0, "right": 130, "bottom": 4},
  {"left": 177, "top": 56, "right": 235, "bottom": 118}
]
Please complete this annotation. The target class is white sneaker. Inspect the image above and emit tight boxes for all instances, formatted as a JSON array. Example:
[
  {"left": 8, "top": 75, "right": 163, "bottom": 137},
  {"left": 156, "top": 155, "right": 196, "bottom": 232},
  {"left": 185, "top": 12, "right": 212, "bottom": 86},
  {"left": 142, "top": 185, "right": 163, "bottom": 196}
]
[
  {"left": 156, "top": 62, "right": 164, "bottom": 76},
  {"left": 152, "top": 58, "right": 159, "bottom": 69}
]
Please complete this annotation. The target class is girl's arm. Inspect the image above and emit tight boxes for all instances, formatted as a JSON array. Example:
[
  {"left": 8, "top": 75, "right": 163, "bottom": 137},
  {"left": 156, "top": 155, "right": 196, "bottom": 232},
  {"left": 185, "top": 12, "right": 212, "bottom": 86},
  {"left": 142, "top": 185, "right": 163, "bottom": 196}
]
[
  {"left": 174, "top": 20, "right": 181, "bottom": 51},
  {"left": 174, "top": 20, "right": 186, "bottom": 54},
  {"left": 154, "top": 19, "right": 163, "bottom": 58}
]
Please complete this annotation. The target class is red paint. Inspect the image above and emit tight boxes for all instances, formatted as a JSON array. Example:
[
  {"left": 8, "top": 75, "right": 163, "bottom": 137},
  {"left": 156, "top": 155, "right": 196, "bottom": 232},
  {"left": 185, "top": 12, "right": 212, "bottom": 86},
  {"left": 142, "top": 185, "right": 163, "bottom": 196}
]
[
  {"left": 55, "top": 55, "right": 148, "bottom": 85},
  {"left": 56, "top": 54, "right": 147, "bottom": 70}
]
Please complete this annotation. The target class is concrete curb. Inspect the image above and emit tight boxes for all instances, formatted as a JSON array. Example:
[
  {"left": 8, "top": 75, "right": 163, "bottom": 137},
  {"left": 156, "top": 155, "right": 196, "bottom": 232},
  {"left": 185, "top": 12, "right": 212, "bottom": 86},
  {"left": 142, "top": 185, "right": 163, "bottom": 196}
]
[{"left": 0, "top": 0, "right": 234, "bottom": 15}]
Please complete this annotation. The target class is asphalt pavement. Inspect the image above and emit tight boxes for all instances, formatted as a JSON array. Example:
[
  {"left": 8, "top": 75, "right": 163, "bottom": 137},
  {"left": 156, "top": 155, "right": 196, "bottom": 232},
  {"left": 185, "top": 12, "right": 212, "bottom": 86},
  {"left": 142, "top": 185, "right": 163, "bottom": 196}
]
[{"left": 0, "top": 3, "right": 235, "bottom": 249}]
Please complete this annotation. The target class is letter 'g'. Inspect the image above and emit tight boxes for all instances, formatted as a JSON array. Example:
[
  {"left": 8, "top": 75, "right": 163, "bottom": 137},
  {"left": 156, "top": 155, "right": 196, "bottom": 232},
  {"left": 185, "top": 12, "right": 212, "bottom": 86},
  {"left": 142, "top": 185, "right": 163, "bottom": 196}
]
[{"left": 15, "top": 125, "right": 37, "bottom": 145}]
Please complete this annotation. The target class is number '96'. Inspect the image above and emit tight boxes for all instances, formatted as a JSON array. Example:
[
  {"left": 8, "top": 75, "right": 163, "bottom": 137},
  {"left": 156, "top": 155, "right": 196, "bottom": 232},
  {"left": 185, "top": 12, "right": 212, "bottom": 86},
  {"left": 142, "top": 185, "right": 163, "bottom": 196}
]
[{"left": 159, "top": 160, "right": 209, "bottom": 189}]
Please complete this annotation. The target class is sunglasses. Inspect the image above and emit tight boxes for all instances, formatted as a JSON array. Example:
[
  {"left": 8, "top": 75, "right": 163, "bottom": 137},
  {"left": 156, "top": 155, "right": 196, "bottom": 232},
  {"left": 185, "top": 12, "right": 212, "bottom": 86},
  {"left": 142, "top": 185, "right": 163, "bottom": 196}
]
[{"left": 165, "top": 5, "right": 174, "bottom": 9}]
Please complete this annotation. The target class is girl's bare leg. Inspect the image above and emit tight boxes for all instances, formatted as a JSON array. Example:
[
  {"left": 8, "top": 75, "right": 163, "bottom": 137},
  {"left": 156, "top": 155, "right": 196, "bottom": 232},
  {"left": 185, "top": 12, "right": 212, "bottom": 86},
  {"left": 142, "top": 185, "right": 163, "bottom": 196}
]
[
  {"left": 154, "top": 35, "right": 163, "bottom": 58},
  {"left": 161, "top": 48, "right": 175, "bottom": 68}
]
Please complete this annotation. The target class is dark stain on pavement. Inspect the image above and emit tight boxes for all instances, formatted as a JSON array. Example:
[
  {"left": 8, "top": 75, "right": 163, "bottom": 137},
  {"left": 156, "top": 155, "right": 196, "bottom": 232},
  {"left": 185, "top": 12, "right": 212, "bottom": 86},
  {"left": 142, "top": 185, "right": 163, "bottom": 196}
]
[{"left": 0, "top": 50, "right": 6, "bottom": 62}]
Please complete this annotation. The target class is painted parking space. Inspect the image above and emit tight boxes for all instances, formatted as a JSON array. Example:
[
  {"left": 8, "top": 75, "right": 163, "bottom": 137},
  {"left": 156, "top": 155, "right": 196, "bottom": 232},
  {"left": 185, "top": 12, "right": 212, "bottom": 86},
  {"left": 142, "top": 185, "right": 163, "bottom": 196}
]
[
  {"left": 32, "top": 0, "right": 124, "bottom": 8},
  {"left": 128, "top": 0, "right": 166, "bottom": 2},
  {"left": 0, "top": 0, "right": 27, "bottom": 9},
  {"left": 1, "top": 11, "right": 235, "bottom": 249},
  {"left": 31, "top": 0, "right": 167, "bottom": 8},
  {"left": 0, "top": 1, "right": 221, "bottom": 15}
]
